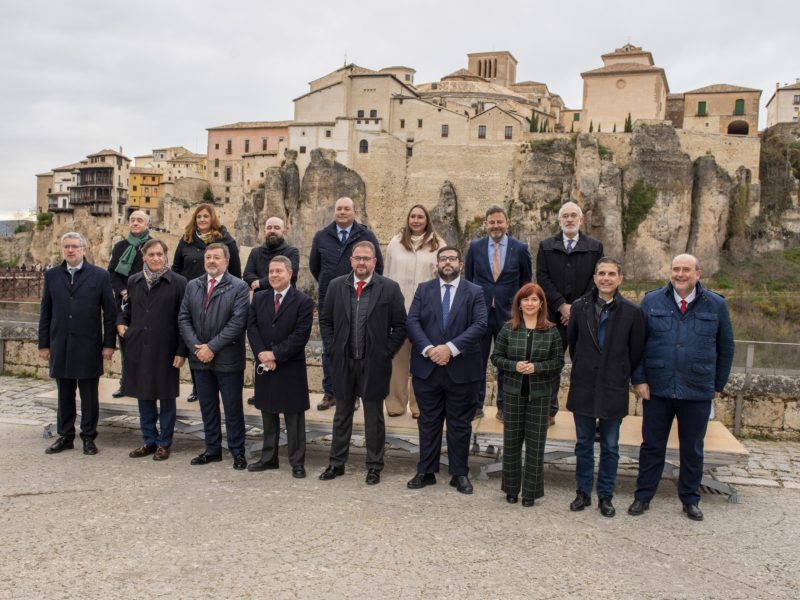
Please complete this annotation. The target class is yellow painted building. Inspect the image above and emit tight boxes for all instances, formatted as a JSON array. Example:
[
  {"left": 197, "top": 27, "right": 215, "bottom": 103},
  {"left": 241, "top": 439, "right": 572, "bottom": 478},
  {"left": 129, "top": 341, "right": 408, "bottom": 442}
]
[{"left": 129, "top": 167, "right": 162, "bottom": 216}]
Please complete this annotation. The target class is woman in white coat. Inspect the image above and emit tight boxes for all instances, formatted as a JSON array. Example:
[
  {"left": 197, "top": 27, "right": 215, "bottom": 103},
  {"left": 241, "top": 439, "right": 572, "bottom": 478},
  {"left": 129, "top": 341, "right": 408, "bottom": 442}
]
[{"left": 384, "top": 204, "right": 444, "bottom": 418}]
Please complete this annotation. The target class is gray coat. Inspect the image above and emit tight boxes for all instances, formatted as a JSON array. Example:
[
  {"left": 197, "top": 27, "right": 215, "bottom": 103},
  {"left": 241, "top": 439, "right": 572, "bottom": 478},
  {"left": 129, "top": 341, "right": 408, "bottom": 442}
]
[{"left": 178, "top": 271, "right": 250, "bottom": 372}]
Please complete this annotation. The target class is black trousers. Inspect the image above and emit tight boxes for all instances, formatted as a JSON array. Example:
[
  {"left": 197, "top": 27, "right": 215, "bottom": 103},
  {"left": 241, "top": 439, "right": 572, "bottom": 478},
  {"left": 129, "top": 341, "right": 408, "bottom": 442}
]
[
  {"left": 412, "top": 367, "right": 479, "bottom": 477},
  {"left": 260, "top": 411, "right": 306, "bottom": 468},
  {"left": 56, "top": 378, "right": 100, "bottom": 441},
  {"left": 330, "top": 358, "right": 385, "bottom": 471}
]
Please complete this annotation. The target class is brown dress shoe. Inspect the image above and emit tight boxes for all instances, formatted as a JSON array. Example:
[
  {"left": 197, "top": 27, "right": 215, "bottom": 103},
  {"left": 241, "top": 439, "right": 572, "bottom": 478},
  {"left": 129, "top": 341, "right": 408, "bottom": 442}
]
[
  {"left": 153, "top": 446, "right": 170, "bottom": 461},
  {"left": 548, "top": 415, "right": 556, "bottom": 427},
  {"left": 129, "top": 445, "right": 157, "bottom": 458},
  {"left": 317, "top": 394, "right": 336, "bottom": 410}
]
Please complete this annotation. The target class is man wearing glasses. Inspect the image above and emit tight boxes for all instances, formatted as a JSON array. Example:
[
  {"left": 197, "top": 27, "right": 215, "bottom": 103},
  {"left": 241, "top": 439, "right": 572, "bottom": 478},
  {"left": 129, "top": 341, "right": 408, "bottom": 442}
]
[
  {"left": 318, "top": 241, "right": 407, "bottom": 485},
  {"left": 406, "top": 247, "right": 488, "bottom": 494}
]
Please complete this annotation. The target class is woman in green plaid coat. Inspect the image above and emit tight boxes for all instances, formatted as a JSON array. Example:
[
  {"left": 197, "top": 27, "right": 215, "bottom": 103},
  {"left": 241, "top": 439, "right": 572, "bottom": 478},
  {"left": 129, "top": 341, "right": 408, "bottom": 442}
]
[{"left": 491, "top": 283, "right": 564, "bottom": 506}]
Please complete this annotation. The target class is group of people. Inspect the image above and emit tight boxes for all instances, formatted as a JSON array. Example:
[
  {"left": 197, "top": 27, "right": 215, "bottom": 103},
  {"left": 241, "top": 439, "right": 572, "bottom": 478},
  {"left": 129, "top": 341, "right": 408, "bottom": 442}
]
[{"left": 38, "top": 198, "right": 734, "bottom": 521}]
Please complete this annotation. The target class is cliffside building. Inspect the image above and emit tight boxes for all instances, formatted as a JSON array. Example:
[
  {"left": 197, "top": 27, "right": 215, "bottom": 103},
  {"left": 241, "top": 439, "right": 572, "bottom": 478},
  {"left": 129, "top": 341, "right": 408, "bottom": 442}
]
[
  {"left": 129, "top": 167, "right": 162, "bottom": 216},
  {"left": 69, "top": 149, "right": 130, "bottom": 222},
  {"left": 766, "top": 79, "right": 800, "bottom": 127},
  {"left": 681, "top": 84, "right": 761, "bottom": 136}
]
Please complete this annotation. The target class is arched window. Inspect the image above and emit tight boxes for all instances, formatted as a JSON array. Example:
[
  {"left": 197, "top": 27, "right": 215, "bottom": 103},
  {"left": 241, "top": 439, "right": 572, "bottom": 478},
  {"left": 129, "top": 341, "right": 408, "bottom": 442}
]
[
  {"left": 727, "top": 121, "right": 749, "bottom": 135},
  {"left": 359, "top": 139, "right": 369, "bottom": 153}
]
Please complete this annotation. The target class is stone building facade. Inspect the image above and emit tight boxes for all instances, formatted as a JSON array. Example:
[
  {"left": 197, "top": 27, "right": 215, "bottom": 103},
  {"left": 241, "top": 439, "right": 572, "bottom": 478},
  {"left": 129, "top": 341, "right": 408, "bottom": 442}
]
[
  {"left": 69, "top": 149, "right": 130, "bottom": 223},
  {"left": 681, "top": 84, "right": 761, "bottom": 136},
  {"left": 128, "top": 167, "right": 162, "bottom": 216},
  {"left": 766, "top": 80, "right": 800, "bottom": 127}
]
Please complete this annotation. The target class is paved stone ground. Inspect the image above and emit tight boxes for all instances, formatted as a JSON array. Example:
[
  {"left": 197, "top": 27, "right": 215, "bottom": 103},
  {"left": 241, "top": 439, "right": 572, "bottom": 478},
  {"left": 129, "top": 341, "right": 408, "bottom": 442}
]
[{"left": 2, "top": 375, "right": 800, "bottom": 599}]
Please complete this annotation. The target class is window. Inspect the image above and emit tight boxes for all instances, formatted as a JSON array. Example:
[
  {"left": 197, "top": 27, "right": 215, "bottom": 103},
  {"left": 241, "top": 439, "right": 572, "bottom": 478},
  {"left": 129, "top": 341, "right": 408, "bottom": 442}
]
[
  {"left": 573, "top": 113, "right": 580, "bottom": 121},
  {"left": 214, "top": 158, "right": 219, "bottom": 167},
  {"left": 145, "top": 197, "right": 150, "bottom": 204},
  {"left": 441, "top": 124, "right": 449, "bottom": 138},
  {"left": 325, "top": 130, "right": 331, "bottom": 138},
  {"left": 244, "top": 139, "right": 250, "bottom": 153},
  {"left": 359, "top": 139, "right": 369, "bottom": 153},
  {"left": 697, "top": 101, "right": 707, "bottom": 116},
  {"left": 226, "top": 140, "right": 232, "bottom": 154},
  {"left": 369, "top": 109, "right": 377, "bottom": 118},
  {"left": 794, "top": 95, "right": 800, "bottom": 104},
  {"left": 262, "top": 138, "right": 268, "bottom": 151},
  {"left": 357, "top": 110, "right": 364, "bottom": 118},
  {"left": 299, "top": 146, "right": 306, "bottom": 154},
  {"left": 213, "top": 171, "right": 218, "bottom": 178},
  {"left": 144, "top": 187, "right": 150, "bottom": 193},
  {"left": 225, "top": 186, "right": 230, "bottom": 193},
  {"left": 418, "top": 119, "right": 423, "bottom": 128},
  {"left": 224, "top": 166, "right": 232, "bottom": 182},
  {"left": 405, "top": 74, "right": 411, "bottom": 82},
  {"left": 400, "top": 119, "right": 405, "bottom": 129},
  {"left": 399, "top": 98, "right": 404, "bottom": 104},
  {"left": 505, "top": 126, "right": 513, "bottom": 139},
  {"left": 215, "top": 143, "right": 219, "bottom": 150},
  {"left": 132, "top": 185, "right": 138, "bottom": 191},
  {"left": 734, "top": 99, "right": 745, "bottom": 116},
  {"left": 478, "top": 125, "right": 486, "bottom": 139},
  {"left": 225, "top": 197, "right": 229, "bottom": 204},
  {"left": 407, "top": 146, "right": 413, "bottom": 158}
]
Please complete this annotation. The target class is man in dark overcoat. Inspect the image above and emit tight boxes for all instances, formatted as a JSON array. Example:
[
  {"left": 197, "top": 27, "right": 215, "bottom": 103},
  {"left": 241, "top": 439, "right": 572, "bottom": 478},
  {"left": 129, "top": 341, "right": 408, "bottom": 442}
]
[
  {"left": 246, "top": 256, "right": 313, "bottom": 478},
  {"left": 536, "top": 201, "right": 604, "bottom": 422},
  {"left": 406, "top": 246, "right": 488, "bottom": 494},
  {"left": 318, "top": 241, "right": 406, "bottom": 485},
  {"left": 39, "top": 232, "right": 117, "bottom": 455},
  {"left": 117, "top": 239, "right": 188, "bottom": 461},
  {"left": 566, "top": 257, "right": 645, "bottom": 517},
  {"left": 108, "top": 210, "right": 149, "bottom": 397}
]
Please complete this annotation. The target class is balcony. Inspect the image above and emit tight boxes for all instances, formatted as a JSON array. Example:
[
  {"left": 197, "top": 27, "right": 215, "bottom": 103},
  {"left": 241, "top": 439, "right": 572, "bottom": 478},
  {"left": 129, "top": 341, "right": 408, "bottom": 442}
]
[
  {"left": 47, "top": 200, "right": 73, "bottom": 213},
  {"left": 89, "top": 202, "right": 112, "bottom": 217},
  {"left": 70, "top": 187, "right": 112, "bottom": 205}
]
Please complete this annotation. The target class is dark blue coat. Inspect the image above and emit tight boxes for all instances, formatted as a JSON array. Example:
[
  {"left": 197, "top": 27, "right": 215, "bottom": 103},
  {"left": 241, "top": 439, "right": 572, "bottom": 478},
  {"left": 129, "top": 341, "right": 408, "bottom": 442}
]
[
  {"left": 247, "top": 287, "right": 314, "bottom": 414},
  {"left": 309, "top": 221, "right": 383, "bottom": 308},
  {"left": 406, "top": 278, "right": 487, "bottom": 384},
  {"left": 464, "top": 236, "right": 532, "bottom": 322},
  {"left": 631, "top": 282, "right": 735, "bottom": 401},
  {"left": 38, "top": 261, "right": 117, "bottom": 379}
]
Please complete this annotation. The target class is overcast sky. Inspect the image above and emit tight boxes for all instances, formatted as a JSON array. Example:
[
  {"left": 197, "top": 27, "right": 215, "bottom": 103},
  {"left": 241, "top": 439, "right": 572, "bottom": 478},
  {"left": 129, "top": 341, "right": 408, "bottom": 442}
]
[{"left": 0, "top": 0, "right": 796, "bottom": 217}]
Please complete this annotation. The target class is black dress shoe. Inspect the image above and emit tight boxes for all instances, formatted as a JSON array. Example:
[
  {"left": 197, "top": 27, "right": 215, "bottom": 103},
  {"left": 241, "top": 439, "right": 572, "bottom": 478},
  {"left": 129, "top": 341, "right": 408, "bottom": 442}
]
[
  {"left": 186, "top": 392, "right": 198, "bottom": 403},
  {"left": 292, "top": 466, "right": 306, "bottom": 479},
  {"left": 407, "top": 473, "right": 437, "bottom": 489},
  {"left": 45, "top": 436, "right": 74, "bottom": 454},
  {"left": 190, "top": 452, "right": 222, "bottom": 465},
  {"left": 496, "top": 409, "right": 504, "bottom": 422},
  {"left": 319, "top": 465, "right": 345, "bottom": 480},
  {"left": 246, "top": 396, "right": 256, "bottom": 406},
  {"left": 247, "top": 459, "right": 278, "bottom": 472},
  {"left": 473, "top": 409, "right": 484, "bottom": 420},
  {"left": 450, "top": 475, "right": 473, "bottom": 494},
  {"left": 569, "top": 491, "right": 592, "bottom": 512},
  {"left": 233, "top": 455, "right": 247, "bottom": 470},
  {"left": 506, "top": 494, "right": 518, "bottom": 504},
  {"left": 599, "top": 496, "right": 616, "bottom": 518},
  {"left": 522, "top": 497, "right": 535, "bottom": 507},
  {"left": 683, "top": 503, "right": 704, "bottom": 521},
  {"left": 365, "top": 469, "right": 380, "bottom": 485},
  {"left": 317, "top": 394, "right": 336, "bottom": 410},
  {"left": 627, "top": 499, "right": 650, "bottom": 516},
  {"left": 111, "top": 387, "right": 124, "bottom": 398},
  {"left": 82, "top": 440, "right": 98, "bottom": 455}
]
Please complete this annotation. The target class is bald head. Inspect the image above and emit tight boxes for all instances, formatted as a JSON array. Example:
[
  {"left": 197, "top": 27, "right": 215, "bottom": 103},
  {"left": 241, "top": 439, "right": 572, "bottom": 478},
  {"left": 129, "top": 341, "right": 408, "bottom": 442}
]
[
  {"left": 671, "top": 254, "right": 701, "bottom": 299},
  {"left": 129, "top": 210, "right": 149, "bottom": 236},
  {"left": 264, "top": 216, "right": 286, "bottom": 247},
  {"left": 334, "top": 197, "right": 356, "bottom": 228}
]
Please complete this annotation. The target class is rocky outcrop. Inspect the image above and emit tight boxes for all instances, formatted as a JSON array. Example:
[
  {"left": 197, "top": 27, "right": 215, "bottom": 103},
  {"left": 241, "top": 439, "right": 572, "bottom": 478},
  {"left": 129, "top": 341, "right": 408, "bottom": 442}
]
[
  {"left": 430, "top": 180, "right": 460, "bottom": 247},
  {"left": 687, "top": 156, "right": 733, "bottom": 274}
]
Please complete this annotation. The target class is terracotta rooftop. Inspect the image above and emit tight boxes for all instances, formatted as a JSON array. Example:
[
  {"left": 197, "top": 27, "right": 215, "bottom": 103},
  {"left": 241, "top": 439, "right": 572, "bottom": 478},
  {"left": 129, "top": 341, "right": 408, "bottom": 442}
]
[
  {"left": 582, "top": 62, "right": 664, "bottom": 76},
  {"left": 87, "top": 149, "right": 130, "bottom": 160},
  {"left": 52, "top": 161, "right": 87, "bottom": 172},
  {"left": 685, "top": 84, "right": 761, "bottom": 94},
  {"left": 130, "top": 167, "right": 162, "bottom": 175},
  {"left": 207, "top": 121, "right": 292, "bottom": 130}
]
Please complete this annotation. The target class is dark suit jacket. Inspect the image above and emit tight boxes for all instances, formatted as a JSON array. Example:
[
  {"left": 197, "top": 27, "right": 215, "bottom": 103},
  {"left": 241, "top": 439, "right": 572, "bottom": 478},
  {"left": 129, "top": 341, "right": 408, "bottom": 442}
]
[
  {"left": 536, "top": 232, "right": 604, "bottom": 324},
  {"left": 406, "top": 278, "right": 488, "bottom": 384},
  {"left": 38, "top": 261, "right": 117, "bottom": 379},
  {"left": 319, "top": 273, "right": 406, "bottom": 402},
  {"left": 464, "top": 236, "right": 532, "bottom": 322},
  {"left": 247, "top": 287, "right": 314, "bottom": 414}
]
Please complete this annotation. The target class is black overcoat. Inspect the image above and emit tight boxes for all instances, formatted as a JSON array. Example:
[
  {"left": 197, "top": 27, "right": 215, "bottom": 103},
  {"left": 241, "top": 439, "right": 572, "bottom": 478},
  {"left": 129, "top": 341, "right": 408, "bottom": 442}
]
[
  {"left": 566, "top": 289, "right": 646, "bottom": 420},
  {"left": 172, "top": 226, "right": 241, "bottom": 281},
  {"left": 107, "top": 237, "right": 145, "bottom": 302},
  {"left": 247, "top": 287, "right": 314, "bottom": 413},
  {"left": 117, "top": 270, "right": 188, "bottom": 399},
  {"left": 38, "top": 261, "right": 117, "bottom": 379},
  {"left": 319, "top": 273, "right": 407, "bottom": 402}
]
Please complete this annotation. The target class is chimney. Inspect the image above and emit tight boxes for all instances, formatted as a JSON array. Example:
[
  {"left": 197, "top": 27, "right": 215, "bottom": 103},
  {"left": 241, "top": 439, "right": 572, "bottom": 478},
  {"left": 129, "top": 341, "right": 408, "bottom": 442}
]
[{"left": 119, "top": 146, "right": 123, "bottom": 154}]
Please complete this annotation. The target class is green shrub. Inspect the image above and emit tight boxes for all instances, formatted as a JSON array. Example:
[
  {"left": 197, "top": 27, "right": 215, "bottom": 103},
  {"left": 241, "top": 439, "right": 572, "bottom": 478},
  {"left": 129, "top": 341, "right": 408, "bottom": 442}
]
[{"left": 622, "top": 181, "right": 657, "bottom": 248}]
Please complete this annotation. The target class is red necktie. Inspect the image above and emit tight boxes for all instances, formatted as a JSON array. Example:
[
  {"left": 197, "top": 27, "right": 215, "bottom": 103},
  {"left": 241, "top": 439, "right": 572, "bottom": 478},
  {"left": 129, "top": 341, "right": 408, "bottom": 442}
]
[
  {"left": 274, "top": 292, "right": 281, "bottom": 313},
  {"left": 356, "top": 280, "right": 364, "bottom": 298},
  {"left": 680, "top": 299, "right": 687, "bottom": 314},
  {"left": 204, "top": 278, "right": 216, "bottom": 309}
]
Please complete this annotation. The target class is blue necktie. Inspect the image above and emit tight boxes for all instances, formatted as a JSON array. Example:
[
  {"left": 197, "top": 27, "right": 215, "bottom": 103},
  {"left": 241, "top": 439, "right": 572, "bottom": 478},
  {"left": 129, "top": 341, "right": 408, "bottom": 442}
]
[
  {"left": 442, "top": 284, "right": 452, "bottom": 328},
  {"left": 566, "top": 239, "right": 575, "bottom": 254},
  {"left": 340, "top": 230, "right": 348, "bottom": 245}
]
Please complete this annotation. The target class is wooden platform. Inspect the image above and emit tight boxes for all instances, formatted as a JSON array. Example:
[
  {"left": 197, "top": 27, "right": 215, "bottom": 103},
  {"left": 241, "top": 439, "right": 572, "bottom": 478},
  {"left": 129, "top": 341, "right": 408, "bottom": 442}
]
[{"left": 34, "top": 378, "right": 749, "bottom": 501}]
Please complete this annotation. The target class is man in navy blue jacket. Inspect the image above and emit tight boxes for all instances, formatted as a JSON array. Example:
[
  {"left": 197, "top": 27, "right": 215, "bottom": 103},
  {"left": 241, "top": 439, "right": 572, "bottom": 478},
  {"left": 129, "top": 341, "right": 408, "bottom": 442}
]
[
  {"left": 464, "top": 204, "right": 532, "bottom": 421},
  {"left": 309, "top": 197, "right": 383, "bottom": 411},
  {"left": 628, "top": 254, "right": 734, "bottom": 522}
]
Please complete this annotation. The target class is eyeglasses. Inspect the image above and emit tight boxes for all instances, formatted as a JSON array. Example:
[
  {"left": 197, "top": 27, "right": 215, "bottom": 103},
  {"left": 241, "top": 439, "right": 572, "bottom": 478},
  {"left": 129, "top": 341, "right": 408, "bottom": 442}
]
[
  {"left": 438, "top": 256, "right": 460, "bottom": 263},
  {"left": 351, "top": 256, "right": 375, "bottom": 263}
]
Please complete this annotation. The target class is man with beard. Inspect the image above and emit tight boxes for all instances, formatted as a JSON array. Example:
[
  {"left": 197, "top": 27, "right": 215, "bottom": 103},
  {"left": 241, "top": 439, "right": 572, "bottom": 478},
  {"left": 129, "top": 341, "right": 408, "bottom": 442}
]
[
  {"left": 243, "top": 217, "right": 300, "bottom": 292},
  {"left": 108, "top": 210, "right": 150, "bottom": 398},
  {"left": 243, "top": 216, "right": 300, "bottom": 405},
  {"left": 318, "top": 241, "right": 406, "bottom": 485},
  {"left": 406, "top": 246, "right": 487, "bottom": 494}
]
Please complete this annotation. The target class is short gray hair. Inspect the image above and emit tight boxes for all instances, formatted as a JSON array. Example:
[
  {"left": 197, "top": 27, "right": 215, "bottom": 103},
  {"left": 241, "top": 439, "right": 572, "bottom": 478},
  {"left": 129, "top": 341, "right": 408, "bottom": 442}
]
[
  {"left": 269, "top": 256, "right": 293, "bottom": 271},
  {"left": 205, "top": 242, "right": 230, "bottom": 261},
  {"left": 60, "top": 232, "right": 87, "bottom": 247},
  {"left": 558, "top": 202, "right": 583, "bottom": 218}
]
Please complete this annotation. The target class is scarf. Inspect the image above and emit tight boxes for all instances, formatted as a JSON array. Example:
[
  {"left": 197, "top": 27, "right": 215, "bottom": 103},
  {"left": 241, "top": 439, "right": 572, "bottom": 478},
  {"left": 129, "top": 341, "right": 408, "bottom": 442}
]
[
  {"left": 114, "top": 230, "right": 150, "bottom": 277},
  {"left": 196, "top": 230, "right": 217, "bottom": 245},
  {"left": 143, "top": 262, "right": 170, "bottom": 288},
  {"left": 410, "top": 234, "right": 426, "bottom": 250}
]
